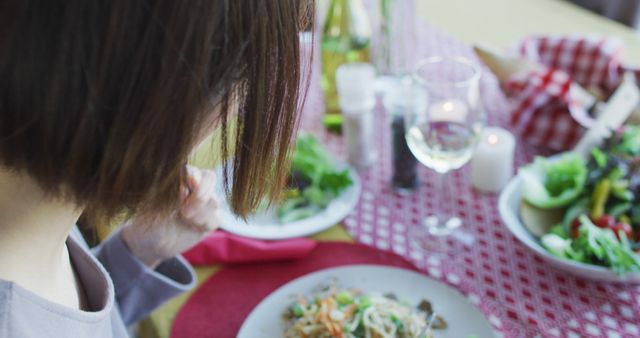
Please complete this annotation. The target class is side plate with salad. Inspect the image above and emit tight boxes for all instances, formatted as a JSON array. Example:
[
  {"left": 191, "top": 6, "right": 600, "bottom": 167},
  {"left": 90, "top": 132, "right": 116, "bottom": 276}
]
[
  {"left": 217, "top": 135, "right": 361, "bottom": 240},
  {"left": 499, "top": 127, "right": 640, "bottom": 282}
]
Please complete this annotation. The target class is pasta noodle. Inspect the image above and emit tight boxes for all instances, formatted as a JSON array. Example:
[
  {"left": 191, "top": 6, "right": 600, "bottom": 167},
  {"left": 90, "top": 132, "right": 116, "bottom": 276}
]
[{"left": 283, "top": 286, "right": 442, "bottom": 338}]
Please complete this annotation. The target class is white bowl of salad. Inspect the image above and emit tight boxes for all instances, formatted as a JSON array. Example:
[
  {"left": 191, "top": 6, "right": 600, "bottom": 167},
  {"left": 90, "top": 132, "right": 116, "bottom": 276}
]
[{"left": 499, "top": 127, "right": 640, "bottom": 283}]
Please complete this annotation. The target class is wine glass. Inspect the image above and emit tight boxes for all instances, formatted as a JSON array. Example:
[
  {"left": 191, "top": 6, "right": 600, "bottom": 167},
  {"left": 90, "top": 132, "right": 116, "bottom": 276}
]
[{"left": 405, "top": 56, "right": 484, "bottom": 254}]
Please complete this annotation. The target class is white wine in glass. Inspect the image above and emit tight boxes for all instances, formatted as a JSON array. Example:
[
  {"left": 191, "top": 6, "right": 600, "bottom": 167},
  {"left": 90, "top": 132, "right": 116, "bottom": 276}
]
[{"left": 406, "top": 121, "right": 481, "bottom": 174}]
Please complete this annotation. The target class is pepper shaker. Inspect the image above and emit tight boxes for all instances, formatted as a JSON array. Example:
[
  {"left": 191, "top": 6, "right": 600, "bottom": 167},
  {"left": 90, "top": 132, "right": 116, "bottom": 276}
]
[{"left": 383, "top": 79, "right": 427, "bottom": 192}]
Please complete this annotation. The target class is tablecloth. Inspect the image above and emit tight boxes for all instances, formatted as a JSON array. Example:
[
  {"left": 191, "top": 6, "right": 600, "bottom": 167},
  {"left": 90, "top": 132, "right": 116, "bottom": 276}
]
[{"left": 298, "top": 19, "right": 640, "bottom": 338}]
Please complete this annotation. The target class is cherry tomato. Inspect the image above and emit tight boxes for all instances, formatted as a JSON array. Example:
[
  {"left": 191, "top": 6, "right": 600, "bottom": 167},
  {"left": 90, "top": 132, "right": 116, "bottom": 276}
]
[
  {"left": 610, "top": 223, "right": 633, "bottom": 241},
  {"left": 570, "top": 217, "right": 582, "bottom": 239},
  {"left": 594, "top": 215, "right": 616, "bottom": 229}
]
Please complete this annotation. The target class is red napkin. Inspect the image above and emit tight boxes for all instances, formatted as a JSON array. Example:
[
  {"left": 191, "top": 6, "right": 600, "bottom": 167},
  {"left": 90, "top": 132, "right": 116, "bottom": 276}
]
[
  {"left": 182, "top": 230, "right": 317, "bottom": 265},
  {"left": 171, "top": 242, "right": 417, "bottom": 338},
  {"left": 503, "top": 35, "right": 640, "bottom": 150}
]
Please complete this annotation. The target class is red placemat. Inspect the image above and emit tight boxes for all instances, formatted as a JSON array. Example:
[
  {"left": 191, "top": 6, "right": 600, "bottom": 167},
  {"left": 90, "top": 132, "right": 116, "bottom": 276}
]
[{"left": 171, "top": 242, "right": 417, "bottom": 338}]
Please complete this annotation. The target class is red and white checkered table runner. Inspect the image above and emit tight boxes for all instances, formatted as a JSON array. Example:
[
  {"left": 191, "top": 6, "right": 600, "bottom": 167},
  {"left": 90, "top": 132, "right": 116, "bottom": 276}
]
[
  {"left": 300, "top": 20, "right": 640, "bottom": 338},
  {"left": 505, "top": 36, "right": 640, "bottom": 151}
]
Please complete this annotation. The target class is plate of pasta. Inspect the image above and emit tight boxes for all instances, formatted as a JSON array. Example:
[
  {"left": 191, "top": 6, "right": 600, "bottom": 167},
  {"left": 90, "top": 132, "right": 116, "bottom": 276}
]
[{"left": 237, "top": 265, "right": 495, "bottom": 338}]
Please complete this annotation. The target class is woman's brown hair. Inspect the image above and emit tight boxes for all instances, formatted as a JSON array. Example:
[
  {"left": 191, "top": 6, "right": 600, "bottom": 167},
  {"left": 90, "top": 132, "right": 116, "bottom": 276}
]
[{"left": 0, "top": 0, "right": 313, "bottom": 221}]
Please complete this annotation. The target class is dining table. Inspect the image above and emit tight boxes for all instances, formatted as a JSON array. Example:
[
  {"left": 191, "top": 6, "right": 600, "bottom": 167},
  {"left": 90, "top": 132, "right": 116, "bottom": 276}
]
[{"left": 139, "top": 1, "right": 640, "bottom": 337}]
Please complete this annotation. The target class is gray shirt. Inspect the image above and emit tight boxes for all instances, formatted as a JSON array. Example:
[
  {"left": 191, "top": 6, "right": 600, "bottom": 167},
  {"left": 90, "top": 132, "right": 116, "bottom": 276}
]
[{"left": 0, "top": 227, "right": 196, "bottom": 337}]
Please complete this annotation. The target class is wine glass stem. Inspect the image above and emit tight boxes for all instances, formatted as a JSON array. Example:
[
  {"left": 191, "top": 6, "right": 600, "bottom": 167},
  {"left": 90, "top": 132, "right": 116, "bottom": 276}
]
[{"left": 434, "top": 170, "right": 450, "bottom": 222}]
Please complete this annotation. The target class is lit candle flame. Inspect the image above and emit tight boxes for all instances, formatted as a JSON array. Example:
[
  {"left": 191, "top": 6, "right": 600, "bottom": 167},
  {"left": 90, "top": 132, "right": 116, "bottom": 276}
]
[{"left": 487, "top": 134, "right": 498, "bottom": 145}]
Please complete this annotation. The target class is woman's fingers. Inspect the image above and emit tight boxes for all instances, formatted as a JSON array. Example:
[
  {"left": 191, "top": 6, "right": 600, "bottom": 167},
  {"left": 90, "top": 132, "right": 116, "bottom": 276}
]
[
  {"left": 181, "top": 166, "right": 202, "bottom": 217},
  {"left": 180, "top": 166, "right": 220, "bottom": 231},
  {"left": 198, "top": 169, "right": 217, "bottom": 197}
]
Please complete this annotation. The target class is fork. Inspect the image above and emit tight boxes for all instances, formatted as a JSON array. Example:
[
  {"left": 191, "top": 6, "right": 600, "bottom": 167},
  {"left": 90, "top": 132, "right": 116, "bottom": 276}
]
[{"left": 417, "top": 311, "right": 437, "bottom": 338}]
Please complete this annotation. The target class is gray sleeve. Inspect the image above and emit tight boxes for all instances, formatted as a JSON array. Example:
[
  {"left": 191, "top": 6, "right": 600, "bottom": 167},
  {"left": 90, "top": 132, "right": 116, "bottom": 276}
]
[{"left": 92, "top": 229, "right": 196, "bottom": 325}]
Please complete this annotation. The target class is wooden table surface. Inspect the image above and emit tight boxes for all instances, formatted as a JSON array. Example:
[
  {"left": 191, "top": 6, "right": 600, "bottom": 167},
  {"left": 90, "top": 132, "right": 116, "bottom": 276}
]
[
  {"left": 417, "top": 0, "right": 640, "bottom": 65},
  {"left": 139, "top": 1, "right": 640, "bottom": 337}
]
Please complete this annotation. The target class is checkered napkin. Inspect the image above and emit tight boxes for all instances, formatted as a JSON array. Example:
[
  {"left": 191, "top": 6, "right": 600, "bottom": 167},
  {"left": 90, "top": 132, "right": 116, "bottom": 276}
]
[{"left": 503, "top": 36, "right": 639, "bottom": 150}]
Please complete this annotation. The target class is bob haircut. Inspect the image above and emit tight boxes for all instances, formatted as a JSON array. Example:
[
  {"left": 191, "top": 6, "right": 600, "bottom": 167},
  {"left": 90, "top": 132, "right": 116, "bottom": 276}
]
[{"left": 0, "top": 0, "right": 313, "bottom": 221}]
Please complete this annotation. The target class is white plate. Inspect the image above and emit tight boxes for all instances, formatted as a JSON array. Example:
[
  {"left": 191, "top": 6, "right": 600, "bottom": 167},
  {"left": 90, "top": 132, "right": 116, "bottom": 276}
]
[
  {"left": 499, "top": 175, "right": 640, "bottom": 283},
  {"left": 237, "top": 265, "right": 495, "bottom": 338},
  {"left": 217, "top": 167, "right": 361, "bottom": 240}
]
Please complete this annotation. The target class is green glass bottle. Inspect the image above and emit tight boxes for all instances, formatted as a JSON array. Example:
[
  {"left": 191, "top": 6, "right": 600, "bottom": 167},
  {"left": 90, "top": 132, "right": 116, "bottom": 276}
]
[{"left": 321, "top": 0, "right": 371, "bottom": 132}]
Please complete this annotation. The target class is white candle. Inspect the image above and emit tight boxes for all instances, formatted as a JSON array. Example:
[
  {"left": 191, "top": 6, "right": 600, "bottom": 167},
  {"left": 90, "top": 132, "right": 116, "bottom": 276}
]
[
  {"left": 470, "top": 127, "right": 516, "bottom": 192},
  {"left": 429, "top": 99, "right": 468, "bottom": 122}
]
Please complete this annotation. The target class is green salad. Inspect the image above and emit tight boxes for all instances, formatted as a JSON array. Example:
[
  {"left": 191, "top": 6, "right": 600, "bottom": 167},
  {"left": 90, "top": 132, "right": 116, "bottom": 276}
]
[
  {"left": 276, "top": 135, "right": 353, "bottom": 223},
  {"left": 521, "top": 127, "right": 640, "bottom": 275}
]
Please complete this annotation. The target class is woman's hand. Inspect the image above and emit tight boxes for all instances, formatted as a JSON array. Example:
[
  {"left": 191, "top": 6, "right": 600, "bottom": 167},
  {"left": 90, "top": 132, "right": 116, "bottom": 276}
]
[{"left": 121, "top": 166, "right": 220, "bottom": 268}]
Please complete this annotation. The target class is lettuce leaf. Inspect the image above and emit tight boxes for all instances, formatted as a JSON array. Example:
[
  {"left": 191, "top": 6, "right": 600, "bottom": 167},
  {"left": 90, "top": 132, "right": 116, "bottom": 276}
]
[
  {"left": 541, "top": 233, "right": 572, "bottom": 257},
  {"left": 612, "top": 126, "right": 640, "bottom": 156},
  {"left": 520, "top": 153, "right": 587, "bottom": 209},
  {"left": 277, "top": 135, "right": 353, "bottom": 222},
  {"left": 542, "top": 216, "right": 640, "bottom": 275},
  {"left": 572, "top": 216, "right": 640, "bottom": 275}
]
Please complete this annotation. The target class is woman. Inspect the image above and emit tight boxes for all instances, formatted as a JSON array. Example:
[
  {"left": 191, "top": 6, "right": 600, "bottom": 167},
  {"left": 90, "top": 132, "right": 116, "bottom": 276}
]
[{"left": 0, "top": 0, "right": 312, "bottom": 336}]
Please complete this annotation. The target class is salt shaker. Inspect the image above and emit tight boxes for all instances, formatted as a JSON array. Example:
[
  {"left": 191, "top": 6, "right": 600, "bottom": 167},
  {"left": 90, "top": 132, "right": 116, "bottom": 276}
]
[
  {"left": 335, "top": 63, "right": 376, "bottom": 170},
  {"left": 383, "top": 79, "right": 426, "bottom": 192}
]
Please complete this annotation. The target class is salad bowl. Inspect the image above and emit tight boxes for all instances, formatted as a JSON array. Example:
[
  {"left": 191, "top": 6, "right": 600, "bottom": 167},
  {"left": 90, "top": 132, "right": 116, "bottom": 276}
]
[
  {"left": 500, "top": 127, "right": 640, "bottom": 283},
  {"left": 499, "top": 174, "right": 640, "bottom": 283}
]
